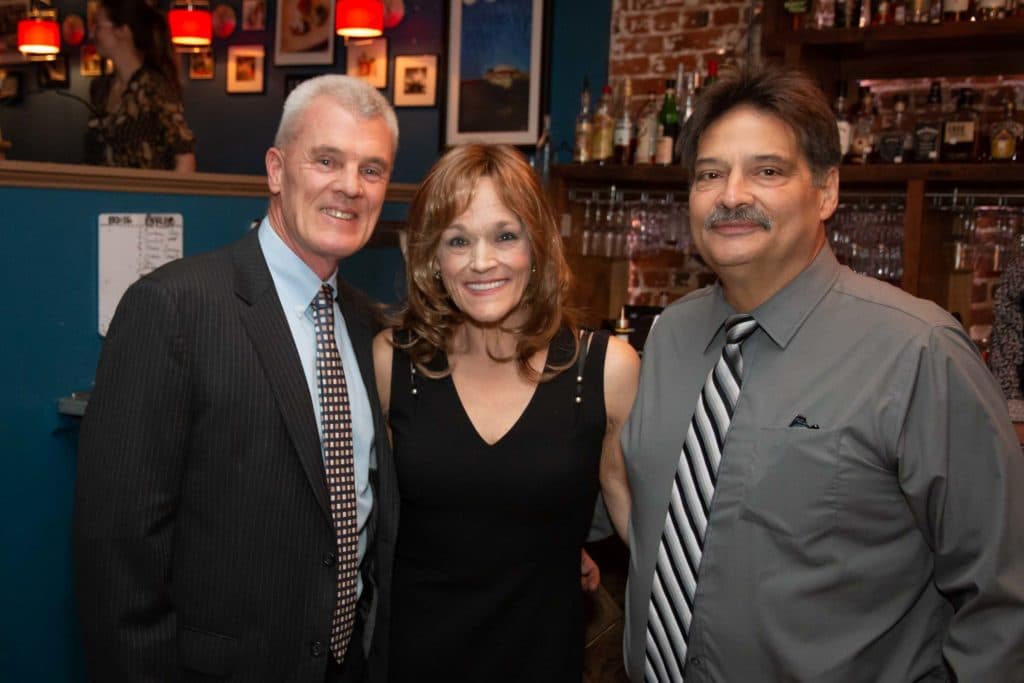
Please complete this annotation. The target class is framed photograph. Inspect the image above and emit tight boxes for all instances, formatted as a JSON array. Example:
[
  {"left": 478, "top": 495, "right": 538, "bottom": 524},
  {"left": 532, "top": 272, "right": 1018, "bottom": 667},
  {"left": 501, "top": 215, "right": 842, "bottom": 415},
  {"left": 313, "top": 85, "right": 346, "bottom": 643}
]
[
  {"left": 0, "top": 68, "right": 21, "bottom": 101},
  {"left": 445, "top": 0, "right": 544, "bottom": 146},
  {"left": 80, "top": 44, "right": 106, "bottom": 77},
  {"left": 241, "top": 0, "right": 266, "bottom": 31},
  {"left": 0, "top": 0, "right": 29, "bottom": 65},
  {"left": 226, "top": 44, "right": 264, "bottom": 93},
  {"left": 345, "top": 36, "right": 387, "bottom": 89},
  {"left": 274, "top": 0, "right": 334, "bottom": 65},
  {"left": 38, "top": 54, "right": 70, "bottom": 89},
  {"left": 189, "top": 47, "right": 214, "bottom": 80},
  {"left": 394, "top": 54, "right": 437, "bottom": 108}
]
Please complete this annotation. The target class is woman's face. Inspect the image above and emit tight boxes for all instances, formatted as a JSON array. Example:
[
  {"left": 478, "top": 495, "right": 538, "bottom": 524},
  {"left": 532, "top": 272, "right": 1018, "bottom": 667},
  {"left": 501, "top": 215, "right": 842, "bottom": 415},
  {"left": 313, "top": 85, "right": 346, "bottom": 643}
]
[
  {"left": 92, "top": 8, "right": 127, "bottom": 59},
  {"left": 435, "top": 176, "right": 533, "bottom": 328}
]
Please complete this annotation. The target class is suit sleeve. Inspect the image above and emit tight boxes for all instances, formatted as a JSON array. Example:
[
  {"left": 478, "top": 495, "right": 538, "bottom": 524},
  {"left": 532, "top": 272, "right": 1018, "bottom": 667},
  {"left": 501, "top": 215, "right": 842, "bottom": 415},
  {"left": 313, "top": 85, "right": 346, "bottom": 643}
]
[
  {"left": 898, "top": 325, "right": 1024, "bottom": 679},
  {"left": 74, "top": 275, "right": 191, "bottom": 681}
]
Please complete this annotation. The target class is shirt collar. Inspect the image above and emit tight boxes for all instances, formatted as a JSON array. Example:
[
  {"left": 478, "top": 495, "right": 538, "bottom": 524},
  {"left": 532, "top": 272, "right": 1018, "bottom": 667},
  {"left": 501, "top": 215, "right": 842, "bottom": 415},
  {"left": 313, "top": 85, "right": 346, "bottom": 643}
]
[
  {"left": 702, "top": 245, "right": 840, "bottom": 351},
  {"left": 257, "top": 217, "right": 338, "bottom": 311}
]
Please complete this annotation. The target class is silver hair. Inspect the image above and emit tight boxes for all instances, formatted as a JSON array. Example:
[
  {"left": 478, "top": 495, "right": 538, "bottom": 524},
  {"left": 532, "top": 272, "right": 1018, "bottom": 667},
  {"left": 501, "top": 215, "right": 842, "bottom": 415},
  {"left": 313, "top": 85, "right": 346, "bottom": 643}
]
[{"left": 273, "top": 74, "right": 399, "bottom": 150}]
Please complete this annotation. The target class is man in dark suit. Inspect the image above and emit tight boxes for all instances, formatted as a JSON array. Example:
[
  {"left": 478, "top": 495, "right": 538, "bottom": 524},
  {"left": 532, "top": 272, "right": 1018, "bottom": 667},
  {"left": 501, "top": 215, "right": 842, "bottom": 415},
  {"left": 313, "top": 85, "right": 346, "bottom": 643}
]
[{"left": 74, "top": 74, "right": 400, "bottom": 683}]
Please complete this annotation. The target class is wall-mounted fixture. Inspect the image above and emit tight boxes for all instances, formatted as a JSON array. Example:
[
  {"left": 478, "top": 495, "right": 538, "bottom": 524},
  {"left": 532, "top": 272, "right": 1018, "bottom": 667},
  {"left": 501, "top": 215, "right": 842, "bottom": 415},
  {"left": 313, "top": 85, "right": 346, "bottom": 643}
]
[
  {"left": 335, "top": 0, "right": 383, "bottom": 38},
  {"left": 18, "top": 1, "right": 60, "bottom": 56},
  {"left": 169, "top": 0, "right": 213, "bottom": 48}
]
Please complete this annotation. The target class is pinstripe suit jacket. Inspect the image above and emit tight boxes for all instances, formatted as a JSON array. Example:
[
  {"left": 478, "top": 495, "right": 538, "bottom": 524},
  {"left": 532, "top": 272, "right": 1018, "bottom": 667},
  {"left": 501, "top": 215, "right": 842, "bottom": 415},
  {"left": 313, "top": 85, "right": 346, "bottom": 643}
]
[{"left": 74, "top": 228, "right": 398, "bottom": 683}]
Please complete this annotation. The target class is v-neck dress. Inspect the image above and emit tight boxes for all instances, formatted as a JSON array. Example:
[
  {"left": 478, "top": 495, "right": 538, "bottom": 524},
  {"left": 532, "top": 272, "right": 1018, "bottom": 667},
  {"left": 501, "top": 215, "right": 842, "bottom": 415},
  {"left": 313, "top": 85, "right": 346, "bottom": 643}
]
[{"left": 387, "top": 327, "right": 609, "bottom": 682}]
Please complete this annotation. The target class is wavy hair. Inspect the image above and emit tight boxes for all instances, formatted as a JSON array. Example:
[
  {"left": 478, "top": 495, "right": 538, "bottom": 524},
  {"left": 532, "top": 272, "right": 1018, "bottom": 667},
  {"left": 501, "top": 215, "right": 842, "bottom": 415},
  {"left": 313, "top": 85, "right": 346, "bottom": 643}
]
[{"left": 398, "top": 144, "right": 578, "bottom": 381}]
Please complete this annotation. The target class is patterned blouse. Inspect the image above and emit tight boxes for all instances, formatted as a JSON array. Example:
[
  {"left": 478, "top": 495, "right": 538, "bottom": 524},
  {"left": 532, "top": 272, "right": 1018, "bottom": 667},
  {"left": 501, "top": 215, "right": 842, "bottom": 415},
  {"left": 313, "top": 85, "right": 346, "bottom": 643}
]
[
  {"left": 85, "top": 67, "right": 195, "bottom": 170},
  {"left": 990, "top": 253, "right": 1024, "bottom": 400}
]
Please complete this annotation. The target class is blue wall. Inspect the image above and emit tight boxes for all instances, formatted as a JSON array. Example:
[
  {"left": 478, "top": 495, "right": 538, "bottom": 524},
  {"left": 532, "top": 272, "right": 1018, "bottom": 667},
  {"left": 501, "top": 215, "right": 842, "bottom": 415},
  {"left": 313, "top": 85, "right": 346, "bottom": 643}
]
[{"left": 0, "top": 0, "right": 609, "bottom": 679}]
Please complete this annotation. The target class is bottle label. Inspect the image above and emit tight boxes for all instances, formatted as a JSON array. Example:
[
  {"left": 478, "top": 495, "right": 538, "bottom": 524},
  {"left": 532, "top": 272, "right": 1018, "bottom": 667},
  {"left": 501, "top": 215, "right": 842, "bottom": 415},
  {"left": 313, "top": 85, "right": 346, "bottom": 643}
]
[
  {"left": 914, "top": 124, "right": 940, "bottom": 160},
  {"left": 574, "top": 124, "right": 592, "bottom": 162},
  {"left": 614, "top": 120, "right": 632, "bottom": 147},
  {"left": 877, "top": 132, "right": 905, "bottom": 163},
  {"left": 944, "top": 120, "right": 975, "bottom": 144},
  {"left": 991, "top": 125, "right": 1021, "bottom": 159},
  {"left": 837, "top": 121, "right": 852, "bottom": 156},
  {"left": 655, "top": 136, "right": 674, "bottom": 165}
]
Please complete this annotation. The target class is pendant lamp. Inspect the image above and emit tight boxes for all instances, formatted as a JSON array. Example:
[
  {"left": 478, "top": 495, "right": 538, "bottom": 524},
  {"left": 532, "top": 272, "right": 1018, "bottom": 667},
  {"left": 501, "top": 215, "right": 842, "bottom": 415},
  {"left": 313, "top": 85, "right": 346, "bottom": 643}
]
[
  {"left": 18, "top": 3, "right": 60, "bottom": 56},
  {"left": 335, "top": 0, "right": 383, "bottom": 38},
  {"left": 169, "top": 0, "right": 213, "bottom": 47}
]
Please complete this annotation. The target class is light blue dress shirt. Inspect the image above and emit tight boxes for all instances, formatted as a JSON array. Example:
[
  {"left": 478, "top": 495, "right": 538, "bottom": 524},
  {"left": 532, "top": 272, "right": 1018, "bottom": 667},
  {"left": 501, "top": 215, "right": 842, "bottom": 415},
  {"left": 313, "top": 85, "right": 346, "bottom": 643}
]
[{"left": 258, "top": 219, "right": 374, "bottom": 595}]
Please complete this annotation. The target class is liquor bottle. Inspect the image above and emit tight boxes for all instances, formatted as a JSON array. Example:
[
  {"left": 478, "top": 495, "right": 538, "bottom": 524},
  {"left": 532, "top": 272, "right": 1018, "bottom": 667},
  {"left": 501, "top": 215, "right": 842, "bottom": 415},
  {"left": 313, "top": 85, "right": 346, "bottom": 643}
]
[
  {"left": 814, "top": 0, "right": 837, "bottom": 27},
  {"left": 942, "top": 0, "right": 973, "bottom": 20},
  {"left": 834, "top": 83, "right": 852, "bottom": 161},
  {"left": 858, "top": 0, "right": 872, "bottom": 26},
  {"left": 681, "top": 71, "right": 697, "bottom": 125},
  {"left": 908, "top": 0, "right": 929, "bottom": 20},
  {"left": 705, "top": 59, "right": 719, "bottom": 88},
  {"left": 942, "top": 89, "right": 981, "bottom": 162},
  {"left": 913, "top": 81, "right": 943, "bottom": 162},
  {"left": 975, "top": 0, "right": 1008, "bottom": 18},
  {"left": 590, "top": 84, "right": 614, "bottom": 165},
  {"left": 848, "top": 86, "right": 879, "bottom": 164},
  {"left": 877, "top": 96, "right": 914, "bottom": 163},
  {"left": 655, "top": 80, "right": 680, "bottom": 166},
  {"left": 928, "top": 0, "right": 943, "bottom": 21},
  {"left": 613, "top": 78, "right": 634, "bottom": 165},
  {"left": 785, "top": 0, "right": 811, "bottom": 29},
  {"left": 989, "top": 100, "right": 1022, "bottom": 162},
  {"left": 535, "top": 114, "right": 552, "bottom": 186},
  {"left": 893, "top": 0, "right": 909, "bottom": 21},
  {"left": 573, "top": 78, "right": 592, "bottom": 164},
  {"left": 875, "top": 0, "right": 893, "bottom": 23},
  {"left": 633, "top": 93, "right": 658, "bottom": 165},
  {"left": 835, "top": 0, "right": 850, "bottom": 25}
]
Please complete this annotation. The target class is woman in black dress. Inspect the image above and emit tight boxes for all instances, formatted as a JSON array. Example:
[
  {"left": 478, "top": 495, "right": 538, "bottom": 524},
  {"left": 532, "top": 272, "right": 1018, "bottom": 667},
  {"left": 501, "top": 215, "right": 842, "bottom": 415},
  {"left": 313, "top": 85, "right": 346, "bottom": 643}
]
[{"left": 372, "top": 144, "right": 637, "bottom": 681}]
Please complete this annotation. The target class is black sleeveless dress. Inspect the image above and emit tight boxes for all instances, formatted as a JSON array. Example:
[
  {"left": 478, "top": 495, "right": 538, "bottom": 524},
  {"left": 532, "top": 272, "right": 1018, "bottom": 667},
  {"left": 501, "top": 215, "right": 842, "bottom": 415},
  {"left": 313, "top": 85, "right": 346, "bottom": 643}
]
[{"left": 388, "top": 327, "right": 609, "bottom": 682}]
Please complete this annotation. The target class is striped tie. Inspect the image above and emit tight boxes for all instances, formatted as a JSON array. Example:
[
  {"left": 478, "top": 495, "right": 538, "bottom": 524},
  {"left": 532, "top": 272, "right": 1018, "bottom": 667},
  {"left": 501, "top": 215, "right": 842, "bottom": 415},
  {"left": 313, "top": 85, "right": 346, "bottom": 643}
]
[
  {"left": 644, "top": 313, "right": 759, "bottom": 682},
  {"left": 312, "top": 284, "right": 360, "bottom": 663}
]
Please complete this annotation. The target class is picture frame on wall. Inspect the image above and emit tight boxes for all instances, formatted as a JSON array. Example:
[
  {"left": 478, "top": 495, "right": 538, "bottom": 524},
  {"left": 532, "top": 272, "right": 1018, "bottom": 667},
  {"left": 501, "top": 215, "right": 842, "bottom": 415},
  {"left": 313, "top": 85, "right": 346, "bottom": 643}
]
[
  {"left": 241, "top": 0, "right": 266, "bottom": 30},
  {"left": 393, "top": 54, "right": 437, "bottom": 108},
  {"left": 38, "top": 54, "right": 70, "bottom": 89},
  {"left": 0, "top": 0, "right": 29, "bottom": 65},
  {"left": 80, "top": 44, "right": 108, "bottom": 77},
  {"left": 345, "top": 36, "right": 387, "bottom": 89},
  {"left": 274, "top": 0, "right": 334, "bottom": 65},
  {"left": 227, "top": 44, "right": 265, "bottom": 93},
  {"left": 189, "top": 47, "right": 215, "bottom": 80},
  {"left": 445, "top": 0, "right": 544, "bottom": 146}
]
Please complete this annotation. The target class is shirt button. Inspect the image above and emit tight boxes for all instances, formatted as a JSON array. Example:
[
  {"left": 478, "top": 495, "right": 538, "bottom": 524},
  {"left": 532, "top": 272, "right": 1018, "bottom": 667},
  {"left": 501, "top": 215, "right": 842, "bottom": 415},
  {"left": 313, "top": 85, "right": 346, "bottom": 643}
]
[
  {"left": 689, "top": 656, "right": 703, "bottom": 667},
  {"left": 322, "top": 552, "right": 336, "bottom": 567},
  {"left": 310, "top": 640, "right": 325, "bottom": 657}
]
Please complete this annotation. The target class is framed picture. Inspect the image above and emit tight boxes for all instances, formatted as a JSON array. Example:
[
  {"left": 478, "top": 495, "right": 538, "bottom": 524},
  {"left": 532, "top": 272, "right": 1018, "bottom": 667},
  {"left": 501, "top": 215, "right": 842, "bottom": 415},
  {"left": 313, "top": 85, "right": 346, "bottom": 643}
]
[
  {"left": 274, "top": 0, "right": 334, "bottom": 65},
  {"left": 226, "top": 44, "right": 265, "bottom": 93},
  {"left": 80, "top": 44, "right": 107, "bottom": 77},
  {"left": 445, "top": 0, "right": 544, "bottom": 146},
  {"left": 394, "top": 54, "right": 437, "bottom": 108},
  {"left": 0, "top": 0, "right": 29, "bottom": 65},
  {"left": 241, "top": 0, "right": 266, "bottom": 31},
  {"left": 189, "top": 47, "right": 214, "bottom": 80},
  {"left": 38, "top": 54, "right": 70, "bottom": 88},
  {"left": 345, "top": 36, "right": 387, "bottom": 89},
  {"left": 0, "top": 68, "right": 21, "bottom": 102}
]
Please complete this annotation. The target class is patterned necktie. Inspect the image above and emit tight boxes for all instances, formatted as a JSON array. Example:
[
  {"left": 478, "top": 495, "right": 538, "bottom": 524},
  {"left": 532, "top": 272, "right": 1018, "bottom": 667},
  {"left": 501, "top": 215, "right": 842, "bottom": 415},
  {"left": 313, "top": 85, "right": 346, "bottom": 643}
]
[
  {"left": 645, "top": 313, "right": 759, "bottom": 682},
  {"left": 311, "top": 284, "right": 360, "bottom": 663}
]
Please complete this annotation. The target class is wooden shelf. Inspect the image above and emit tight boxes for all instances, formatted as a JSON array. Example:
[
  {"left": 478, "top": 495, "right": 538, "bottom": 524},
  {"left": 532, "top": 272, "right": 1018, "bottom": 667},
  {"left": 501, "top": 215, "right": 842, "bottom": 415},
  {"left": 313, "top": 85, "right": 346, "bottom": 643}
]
[{"left": 779, "top": 15, "right": 1024, "bottom": 47}]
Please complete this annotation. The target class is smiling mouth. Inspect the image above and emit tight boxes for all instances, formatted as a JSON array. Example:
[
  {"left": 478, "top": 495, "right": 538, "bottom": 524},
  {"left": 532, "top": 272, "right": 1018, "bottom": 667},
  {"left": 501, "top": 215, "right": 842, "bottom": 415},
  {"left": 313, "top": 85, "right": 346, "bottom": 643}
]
[
  {"left": 465, "top": 279, "right": 508, "bottom": 292},
  {"left": 322, "top": 207, "right": 356, "bottom": 220}
]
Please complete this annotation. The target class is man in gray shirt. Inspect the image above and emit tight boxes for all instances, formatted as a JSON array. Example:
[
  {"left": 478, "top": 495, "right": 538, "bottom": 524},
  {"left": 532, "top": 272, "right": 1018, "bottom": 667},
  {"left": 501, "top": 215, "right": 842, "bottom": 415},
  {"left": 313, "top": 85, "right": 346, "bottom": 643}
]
[{"left": 615, "top": 67, "right": 1024, "bottom": 681}]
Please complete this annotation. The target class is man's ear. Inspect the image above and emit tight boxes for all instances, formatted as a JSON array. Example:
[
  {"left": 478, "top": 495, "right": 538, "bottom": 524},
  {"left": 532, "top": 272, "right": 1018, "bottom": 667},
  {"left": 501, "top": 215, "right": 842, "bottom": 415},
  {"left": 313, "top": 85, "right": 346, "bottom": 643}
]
[
  {"left": 265, "top": 147, "right": 283, "bottom": 195},
  {"left": 818, "top": 166, "right": 839, "bottom": 222}
]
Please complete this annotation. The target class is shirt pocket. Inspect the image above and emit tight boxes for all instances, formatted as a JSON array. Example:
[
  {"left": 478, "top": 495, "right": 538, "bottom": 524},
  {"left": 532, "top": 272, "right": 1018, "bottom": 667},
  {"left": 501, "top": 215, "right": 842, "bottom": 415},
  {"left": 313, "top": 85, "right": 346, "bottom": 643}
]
[{"left": 739, "top": 427, "right": 841, "bottom": 539}]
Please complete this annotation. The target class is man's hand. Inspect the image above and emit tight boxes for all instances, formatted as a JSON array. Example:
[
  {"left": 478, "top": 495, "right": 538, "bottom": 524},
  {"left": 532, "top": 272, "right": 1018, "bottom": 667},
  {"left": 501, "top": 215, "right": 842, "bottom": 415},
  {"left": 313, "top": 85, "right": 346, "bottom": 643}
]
[{"left": 581, "top": 548, "right": 601, "bottom": 592}]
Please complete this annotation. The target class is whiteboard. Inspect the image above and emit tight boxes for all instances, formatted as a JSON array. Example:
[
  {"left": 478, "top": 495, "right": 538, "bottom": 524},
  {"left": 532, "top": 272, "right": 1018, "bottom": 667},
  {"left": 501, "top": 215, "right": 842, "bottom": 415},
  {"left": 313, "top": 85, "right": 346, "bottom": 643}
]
[{"left": 98, "top": 213, "right": 184, "bottom": 336}]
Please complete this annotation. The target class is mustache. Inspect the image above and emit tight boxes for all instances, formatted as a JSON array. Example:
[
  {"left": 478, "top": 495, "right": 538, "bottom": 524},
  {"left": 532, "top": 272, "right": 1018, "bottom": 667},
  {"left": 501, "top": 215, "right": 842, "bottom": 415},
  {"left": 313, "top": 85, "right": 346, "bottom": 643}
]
[{"left": 704, "top": 205, "right": 772, "bottom": 231}]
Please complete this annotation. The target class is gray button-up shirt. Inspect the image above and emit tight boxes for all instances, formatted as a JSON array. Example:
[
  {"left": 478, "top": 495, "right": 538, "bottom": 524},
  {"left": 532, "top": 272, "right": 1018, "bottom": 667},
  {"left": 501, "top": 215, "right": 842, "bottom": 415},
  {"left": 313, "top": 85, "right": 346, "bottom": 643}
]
[{"left": 623, "top": 246, "right": 1024, "bottom": 682}]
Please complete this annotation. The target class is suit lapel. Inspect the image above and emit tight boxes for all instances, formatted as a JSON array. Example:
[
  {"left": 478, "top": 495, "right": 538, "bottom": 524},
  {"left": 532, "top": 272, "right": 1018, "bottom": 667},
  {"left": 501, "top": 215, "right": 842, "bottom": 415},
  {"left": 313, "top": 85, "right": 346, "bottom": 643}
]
[{"left": 231, "top": 231, "right": 332, "bottom": 522}]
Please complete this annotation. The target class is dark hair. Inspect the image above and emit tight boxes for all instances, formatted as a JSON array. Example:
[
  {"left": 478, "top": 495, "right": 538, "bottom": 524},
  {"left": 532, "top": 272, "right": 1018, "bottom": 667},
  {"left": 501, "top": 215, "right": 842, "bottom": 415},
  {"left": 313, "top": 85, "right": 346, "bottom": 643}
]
[
  {"left": 679, "top": 66, "right": 840, "bottom": 184},
  {"left": 100, "top": 0, "right": 182, "bottom": 98},
  {"left": 398, "top": 143, "right": 578, "bottom": 381}
]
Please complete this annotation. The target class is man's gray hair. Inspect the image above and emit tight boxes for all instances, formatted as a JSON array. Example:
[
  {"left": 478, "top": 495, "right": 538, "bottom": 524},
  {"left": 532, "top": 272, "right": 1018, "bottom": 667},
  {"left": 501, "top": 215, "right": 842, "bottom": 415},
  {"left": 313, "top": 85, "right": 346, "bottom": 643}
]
[{"left": 273, "top": 74, "right": 399, "bottom": 150}]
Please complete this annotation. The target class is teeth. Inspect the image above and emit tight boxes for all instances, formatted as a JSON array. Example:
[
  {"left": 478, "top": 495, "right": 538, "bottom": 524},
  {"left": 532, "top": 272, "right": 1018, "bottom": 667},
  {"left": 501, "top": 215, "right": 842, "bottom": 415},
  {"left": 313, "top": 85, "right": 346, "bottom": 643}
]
[
  {"left": 322, "top": 208, "right": 355, "bottom": 220},
  {"left": 466, "top": 280, "right": 506, "bottom": 291}
]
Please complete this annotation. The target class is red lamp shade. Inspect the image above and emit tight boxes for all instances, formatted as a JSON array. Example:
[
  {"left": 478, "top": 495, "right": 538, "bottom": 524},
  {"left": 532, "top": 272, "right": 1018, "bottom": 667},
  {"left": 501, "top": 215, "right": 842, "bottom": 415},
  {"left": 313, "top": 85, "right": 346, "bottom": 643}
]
[
  {"left": 169, "top": 2, "right": 212, "bottom": 47},
  {"left": 335, "top": 0, "right": 383, "bottom": 38},
  {"left": 18, "top": 13, "right": 61, "bottom": 55}
]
